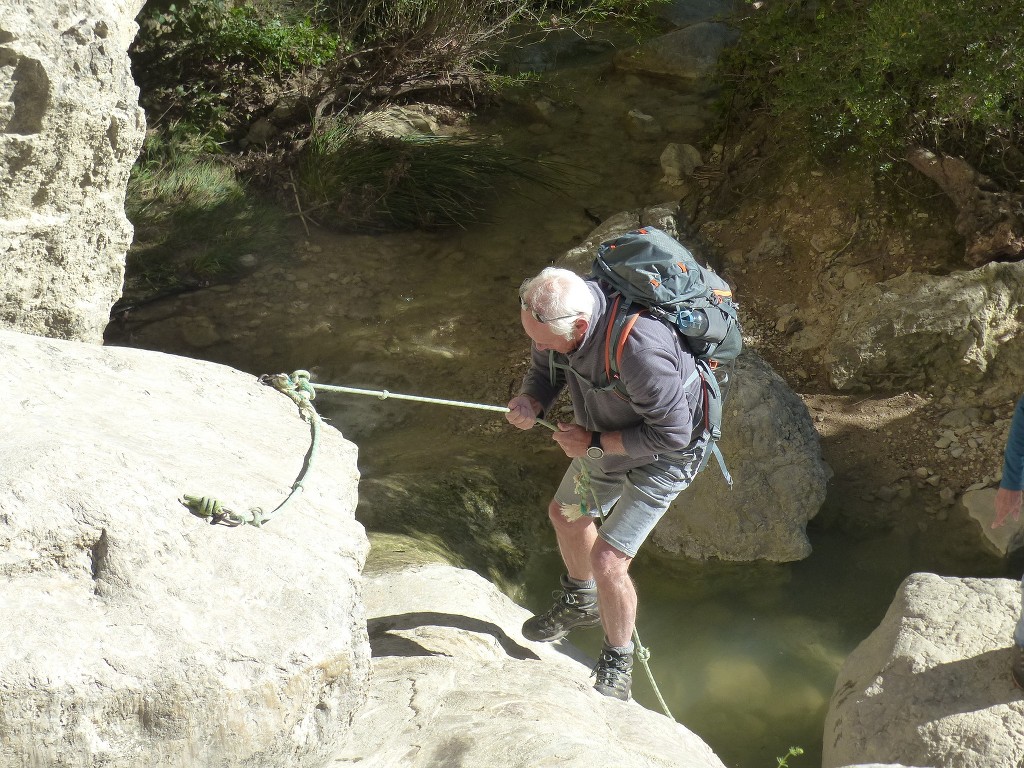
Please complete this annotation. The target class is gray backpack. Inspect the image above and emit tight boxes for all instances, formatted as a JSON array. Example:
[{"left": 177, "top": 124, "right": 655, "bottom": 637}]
[{"left": 591, "top": 227, "right": 742, "bottom": 486}]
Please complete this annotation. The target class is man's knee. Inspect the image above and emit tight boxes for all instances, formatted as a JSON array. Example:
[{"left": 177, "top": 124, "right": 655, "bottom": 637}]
[{"left": 591, "top": 538, "right": 631, "bottom": 581}]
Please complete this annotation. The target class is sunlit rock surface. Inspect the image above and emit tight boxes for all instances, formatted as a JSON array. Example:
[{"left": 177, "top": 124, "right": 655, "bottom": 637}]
[
  {"left": 0, "top": 1, "right": 146, "bottom": 342},
  {"left": 824, "top": 572, "right": 1024, "bottom": 768},
  {"left": 0, "top": 329, "right": 369, "bottom": 767},
  {"left": 826, "top": 261, "right": 1024, "bottom": 396},
  {"left": 330, "top": 561, "right": 728, "bottom": 768}
]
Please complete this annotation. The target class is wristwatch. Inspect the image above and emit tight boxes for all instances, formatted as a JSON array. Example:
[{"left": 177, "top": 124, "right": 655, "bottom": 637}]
[{"left": 586, "top": 431, "right": 605, "bottom": 460}]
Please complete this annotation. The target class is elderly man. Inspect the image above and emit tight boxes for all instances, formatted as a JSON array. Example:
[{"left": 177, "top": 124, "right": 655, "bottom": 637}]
[
  {"left": 506, "top": 266, "right": 706, "bottom": 700},
  {"left": 992, "top": 393, "right": 1024, "bottom": 689}
]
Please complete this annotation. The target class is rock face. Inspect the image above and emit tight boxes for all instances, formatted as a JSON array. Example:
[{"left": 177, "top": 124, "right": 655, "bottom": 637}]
[
  {"left": 331, "top": 560, "right": 728, "bottom": 768},
  {"left": 823, "top": 573, "right": 1024, "bottom": 768},
  {"left": 826, "top": 261, "right": 1024, "bottom": 394},
  {"left": 0, "top": 1, "right": 146, "bottom": 343},
  {"left": 654, "top": 348, "right": 830, "bottom": 561},
  {"left": 0, "top": 329, "right": 370, "bottom": 767}
]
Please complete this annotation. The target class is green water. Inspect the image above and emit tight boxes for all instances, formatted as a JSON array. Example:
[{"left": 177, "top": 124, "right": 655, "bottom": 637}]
[{"left": 522, "top": 516, "right": 1018, "bottom": 768}]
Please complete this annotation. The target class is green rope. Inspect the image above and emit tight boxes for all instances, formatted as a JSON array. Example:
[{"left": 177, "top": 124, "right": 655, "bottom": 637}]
[
  {"left": 578, "top": 463, "right": 676, "bottom": 722},
  {"left": 302, "top": 380, "right": 558, "bottom": 431},
  {"left": 180, "top": 370, "right": 322, "bottom": 528}
]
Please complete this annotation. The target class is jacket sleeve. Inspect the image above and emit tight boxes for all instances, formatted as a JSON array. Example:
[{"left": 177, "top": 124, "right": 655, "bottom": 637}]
[
  {"left": 519, "top": 345, "right": 565, "bottom": 416},
  {"left": 615, "top": 331, "right": 701, "bottom": 457},
  {"left": 1001, "top": 394, "right": 1024, "bottom": 490}
]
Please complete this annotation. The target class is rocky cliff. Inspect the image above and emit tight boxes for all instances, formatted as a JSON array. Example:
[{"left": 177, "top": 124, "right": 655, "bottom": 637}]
[{"left": 0, "top": 0, "right": 145, "bottom": 343}]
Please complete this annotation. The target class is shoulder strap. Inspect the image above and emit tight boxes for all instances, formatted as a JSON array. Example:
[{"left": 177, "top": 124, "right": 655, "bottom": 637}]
[{"left": 604, "top": 295, "right": 643, "bottom": 396}]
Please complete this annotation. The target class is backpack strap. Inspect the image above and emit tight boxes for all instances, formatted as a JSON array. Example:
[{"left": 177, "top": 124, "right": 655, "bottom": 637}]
[
  {"left": 604, "top": 294, "right": 643, "bottom": 398},
  {"left": 692, "top": 360, "right": 733, "bottom": 488}
]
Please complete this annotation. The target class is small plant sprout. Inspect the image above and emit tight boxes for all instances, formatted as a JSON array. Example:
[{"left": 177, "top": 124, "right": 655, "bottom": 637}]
[{"left": 776, "top": 746, "right": 804, "bottom": 768}]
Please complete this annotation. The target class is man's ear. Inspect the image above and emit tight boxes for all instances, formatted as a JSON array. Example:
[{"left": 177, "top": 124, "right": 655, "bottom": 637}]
[{"left": 573, "top": 317, "right": 590, "bottom": 338}]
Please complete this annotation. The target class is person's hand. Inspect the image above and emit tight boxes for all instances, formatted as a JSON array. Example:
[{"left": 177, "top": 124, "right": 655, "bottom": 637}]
[
  {"left": 552, "top": 422, "right": 589, "bottom": 458},
  {"left": 992, "top": 487, "right": 1023, "bottom": 528},
  {"left": 506, "top": 395, "right": 540, "bottom": 430}
]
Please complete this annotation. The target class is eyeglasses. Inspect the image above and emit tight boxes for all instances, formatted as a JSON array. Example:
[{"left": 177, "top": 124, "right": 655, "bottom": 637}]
[{"left": 520, "top": 299, "right": 580, "bottom": 325}]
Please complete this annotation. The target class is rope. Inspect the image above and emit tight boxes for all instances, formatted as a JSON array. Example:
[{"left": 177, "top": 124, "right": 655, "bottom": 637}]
[
  {"left": 180, "top": 370, "right": 322, "bottom": 528},
  {"left": 577, "top": 463, "right": 676, "bottom": 721},
  {"left": 303, "top": 380, "right": 558, "bottom": 431}
]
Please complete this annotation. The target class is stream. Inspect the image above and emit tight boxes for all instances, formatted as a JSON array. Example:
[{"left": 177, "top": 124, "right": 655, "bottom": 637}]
[{"left": 106, "top": 39, "right": 1019, "bottom": 768}]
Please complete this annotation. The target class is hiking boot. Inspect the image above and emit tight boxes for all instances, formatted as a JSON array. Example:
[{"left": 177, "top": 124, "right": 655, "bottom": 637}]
[
  {"left": 593, "top": 644, "right": 633, "bottom": 701},
  {"left": 1012, "top": 645, "right": 1024, "bottom": 690},
  {"left": 522, "top": 575, "right": 600, "bottom": 642}
]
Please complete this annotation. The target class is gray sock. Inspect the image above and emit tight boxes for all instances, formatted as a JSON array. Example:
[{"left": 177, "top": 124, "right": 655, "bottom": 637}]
[{"left": 605, "top": 640, "right": 634, "bottom": 656}]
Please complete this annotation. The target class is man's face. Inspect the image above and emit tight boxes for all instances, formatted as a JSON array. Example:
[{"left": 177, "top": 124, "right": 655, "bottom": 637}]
[{"left": 521, "top": 308, "right": 585, "bottom": 354}]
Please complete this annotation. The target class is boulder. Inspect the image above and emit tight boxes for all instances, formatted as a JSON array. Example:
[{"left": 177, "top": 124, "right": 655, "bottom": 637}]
[
  {"left": 0, "top": 1, "right": 147, "bottom": 342},
  {"left": 962, "top": 487, "right": 1024, "bottom": 557},
  {"left": 331, "top": 559, "right": 728, "bottom": 768},
  {"left": 614, "top": 23, "right": 741, "bottom": 81},
  {"left": 654, "top": 348, "right": 830, "bottom": 561},
  {"left": 823, "top": 573, "right": 1024, "bottom": 768},
  {"left": 0, "top": 329, "right": 370, "bottom": 767},
  {"left": 826, "top": 261, "right": 1024, "bottom": 394}
]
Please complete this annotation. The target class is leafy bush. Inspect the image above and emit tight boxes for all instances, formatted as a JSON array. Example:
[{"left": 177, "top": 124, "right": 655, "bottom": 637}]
[
  {"left": 720, "top": 0, "right": 1024, "bottom": 189},
  {"left": 131, "top": 0, "right": 339, "bottom": 137}
]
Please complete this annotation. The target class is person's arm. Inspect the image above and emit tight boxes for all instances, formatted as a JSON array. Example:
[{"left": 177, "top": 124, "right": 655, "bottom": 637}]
[
  {"left": 614, "top": 337, "right": 699, "bottom": 457},
  {"left": 507, "top": 345, "right": 564, "bottom": 430},
  {"left": 994, "top": 395, "right": 1024, "bottom": 528}
]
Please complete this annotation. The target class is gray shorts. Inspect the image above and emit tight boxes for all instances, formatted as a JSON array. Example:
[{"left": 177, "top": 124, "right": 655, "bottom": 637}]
[{"left": 553, "top": 446, "right": 705, "bottom": 557}]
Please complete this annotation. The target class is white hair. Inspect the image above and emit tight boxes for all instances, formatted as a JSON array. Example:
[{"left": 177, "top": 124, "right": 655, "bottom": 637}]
[{"left": 519, "top": 267, "right": 594, "bottom": 340}]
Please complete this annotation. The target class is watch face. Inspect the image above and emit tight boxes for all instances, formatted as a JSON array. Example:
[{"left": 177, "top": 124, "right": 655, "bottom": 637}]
[{"left": 586, "top": 446, "right": 605, "bottom": 459}]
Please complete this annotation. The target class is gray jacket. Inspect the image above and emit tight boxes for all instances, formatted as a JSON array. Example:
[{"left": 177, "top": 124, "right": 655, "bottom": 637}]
[{"left": 520, "top": 280, "right": 704, "bottom": 472}]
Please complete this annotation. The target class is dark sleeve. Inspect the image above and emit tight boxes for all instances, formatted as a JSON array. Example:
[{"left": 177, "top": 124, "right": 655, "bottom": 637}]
[
  {"left": 616, "top": 333, "right": 700, "bottom": 457},
  {"left": 1001, "top": 394, "right": 1024, "bottom": 490},
  {"left": 519, "top": 345, "right": 565, "bottom": 416}
]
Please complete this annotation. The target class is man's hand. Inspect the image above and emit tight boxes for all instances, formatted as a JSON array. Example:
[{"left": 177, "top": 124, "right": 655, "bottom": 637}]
[
  {"left": 552, "top": 422, "right": 590, "bottom": 457},
  {"left": 506, "top": 395, "right": 540, "bottom": 430},
  {"left": 993, "top": 487, "right": 1023, "bottom": 529}
]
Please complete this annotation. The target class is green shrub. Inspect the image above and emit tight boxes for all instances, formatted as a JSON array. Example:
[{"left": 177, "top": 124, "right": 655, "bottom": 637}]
[
  {"left": 131, "top": 0, "right": 339, "bottom": 137},
  {"left": 296, "top": 124, "right": 562, "bottom": 230},
  {"left": 721, "top": 0, "right": 1024, "bottom": 189}
]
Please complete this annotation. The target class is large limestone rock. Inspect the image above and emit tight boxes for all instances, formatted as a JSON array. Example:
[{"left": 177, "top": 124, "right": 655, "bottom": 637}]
[
  {"left": 331, "top": 559, "right": 728, "bottom": 768},
  {"left": 0, "top": 329, "right": 370, "bottom": 767},
  {"left": 0, "top": 1, "right": 146, "bottom": 342},
  {"left": 826, "top": 261, "right": 1024, "bottom": 394},
  {"left": 823, "top": 573, "right": 1024, "bottom": 768},
  {"left": 654, "top": 349, "right": 829, "bottom": 561}
]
